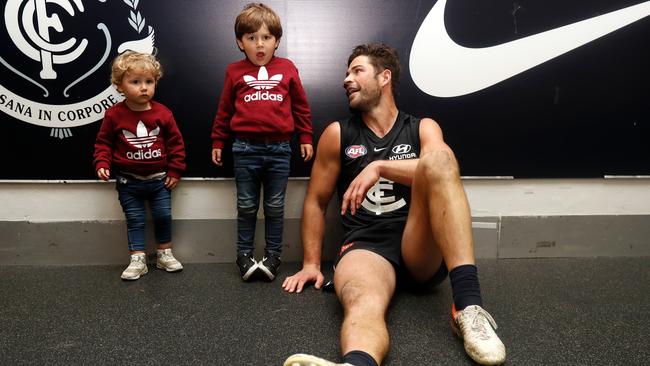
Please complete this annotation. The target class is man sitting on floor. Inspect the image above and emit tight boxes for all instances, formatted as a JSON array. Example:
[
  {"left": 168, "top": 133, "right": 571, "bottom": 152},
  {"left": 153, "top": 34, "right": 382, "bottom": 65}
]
[{"left": 281, "top": 43, "right": 506, "bottom": 366}]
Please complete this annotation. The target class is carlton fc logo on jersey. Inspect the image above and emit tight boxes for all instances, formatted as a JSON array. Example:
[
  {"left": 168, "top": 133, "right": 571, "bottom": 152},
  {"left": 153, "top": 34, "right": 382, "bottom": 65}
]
[
  {"left": 0, "top": 0, "right": 157, "bottom": 138},
  {"left": 361, "top": 178, "right": 406, "bottom": 215}
]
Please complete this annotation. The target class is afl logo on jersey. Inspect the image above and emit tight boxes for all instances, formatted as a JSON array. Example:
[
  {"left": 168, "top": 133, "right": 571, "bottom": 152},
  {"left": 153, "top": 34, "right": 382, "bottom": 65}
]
[{"left": 345, "top": 145, "right": 367, "bottom": 159}]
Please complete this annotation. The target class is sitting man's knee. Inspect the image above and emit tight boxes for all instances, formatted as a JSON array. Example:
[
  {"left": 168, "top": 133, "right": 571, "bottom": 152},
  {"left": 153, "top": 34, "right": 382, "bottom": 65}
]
[{"left": 419, "top": 147, "right": 460, "bottom": 181}]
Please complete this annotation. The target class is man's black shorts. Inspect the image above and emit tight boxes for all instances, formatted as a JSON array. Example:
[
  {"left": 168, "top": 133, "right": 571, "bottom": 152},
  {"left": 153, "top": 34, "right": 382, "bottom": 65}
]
[{"left": 336, "top": 221, "right": 448, "bottom": 290}]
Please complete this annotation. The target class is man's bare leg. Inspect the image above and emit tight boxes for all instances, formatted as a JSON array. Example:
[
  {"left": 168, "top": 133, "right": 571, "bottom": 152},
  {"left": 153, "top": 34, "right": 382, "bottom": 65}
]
[
  {"left": 334, "top": 249, "right": 396, "bottom": 365},
  {"left": 401, "top": 148, "right": 474, "bottom": 278},
  {"left": 400, "top": 148, "right": 506, "bottom": 365}
]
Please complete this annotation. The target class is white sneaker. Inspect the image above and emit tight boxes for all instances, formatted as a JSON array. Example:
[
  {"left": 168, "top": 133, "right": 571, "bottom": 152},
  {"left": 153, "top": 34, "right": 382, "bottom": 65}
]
[
  {"left": 121, "top": 253, "right": 148, "bottom": 280},
  {"left": 156, "top": 248, "right": 183, "bottom": 272},
  {"left": 451, "top": 305, "right": 506, "bottom": 365},
  {"left": 283, "top": 354, "right": 352, "bottom": 366}
]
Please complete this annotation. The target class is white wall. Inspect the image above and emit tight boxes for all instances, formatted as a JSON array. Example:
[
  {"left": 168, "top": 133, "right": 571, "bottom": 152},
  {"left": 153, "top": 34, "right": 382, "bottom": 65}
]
[
  {"left": 2, "top": 178, "right": 650, "bottom": 222},
  {"left": 463, "top": 178, "right": 650, "bottom": 217}
]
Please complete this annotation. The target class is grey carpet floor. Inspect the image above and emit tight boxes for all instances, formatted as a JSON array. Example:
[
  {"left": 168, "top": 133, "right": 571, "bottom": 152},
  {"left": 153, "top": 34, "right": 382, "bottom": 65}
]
[{"left": 1, "top": 258, "right": 648, "bottom": 365}]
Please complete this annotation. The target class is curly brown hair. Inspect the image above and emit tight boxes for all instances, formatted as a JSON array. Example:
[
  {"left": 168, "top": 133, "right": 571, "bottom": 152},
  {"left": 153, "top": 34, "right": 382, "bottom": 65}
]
[
  {"left": 110, "top": 51, "right": 162, "bottom": 86},
  {"left": 348, "top": 43, "right": 400, "bottom": 95}
]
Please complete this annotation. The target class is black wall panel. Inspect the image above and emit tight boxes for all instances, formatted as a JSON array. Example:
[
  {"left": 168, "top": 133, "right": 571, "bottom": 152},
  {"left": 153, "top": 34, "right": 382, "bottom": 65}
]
[{"left": 1, "top": 0, "right": 648, "bottom": 179}]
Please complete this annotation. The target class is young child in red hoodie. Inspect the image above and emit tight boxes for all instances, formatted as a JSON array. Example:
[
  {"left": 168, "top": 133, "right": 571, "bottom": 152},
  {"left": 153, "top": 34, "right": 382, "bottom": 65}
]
[
  {"left": 211, "top": 3, "right": 313, "bottom": 281},
  {"left": 94, "top": 51, "right": 186, "bottom": 280}
]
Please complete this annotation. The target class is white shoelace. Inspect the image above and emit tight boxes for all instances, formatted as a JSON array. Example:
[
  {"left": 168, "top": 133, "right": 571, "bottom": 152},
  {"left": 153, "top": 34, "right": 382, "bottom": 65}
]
[
  {"left": 126, "top": 257, "right": 144, "bottom": 271},
  {"left": 464, "top": 306, "right": 499, "bottom": 340},
  {"left": 158, "top": 250, "right": 177, "bottom": 261}
]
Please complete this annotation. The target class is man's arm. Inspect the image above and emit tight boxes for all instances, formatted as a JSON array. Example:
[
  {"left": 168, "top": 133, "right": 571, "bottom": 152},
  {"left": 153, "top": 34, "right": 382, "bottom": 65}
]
[
  {"left": 282, "top": 122, "right": 341, "bottom": 293},
  {"left": 341, "top": 118, "right": 449, "bottom": 215}
]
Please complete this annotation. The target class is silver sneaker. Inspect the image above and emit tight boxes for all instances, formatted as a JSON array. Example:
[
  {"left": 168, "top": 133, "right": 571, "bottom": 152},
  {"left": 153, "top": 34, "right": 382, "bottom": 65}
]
[
  {"left": 121, "top": 253, "right": 148, "bottom": 280},
  {"left": 156, "top": 248, "right": 183, "bottom": 272},
  {"left": 451, "top": 305, "right": 506, "bottom": 365},
  {"left": 283, "top": 354, "right": 352, "bottom": 366}
]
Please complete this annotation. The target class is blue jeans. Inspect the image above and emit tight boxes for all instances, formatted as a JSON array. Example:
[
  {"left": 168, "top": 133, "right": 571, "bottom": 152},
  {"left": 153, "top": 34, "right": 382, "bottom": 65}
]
[
  {"left": 232, "top": 139, "right": 291, "bottom": 255},
  {"left": 116, "top": 175, "right": 172, "bottom": 252}
]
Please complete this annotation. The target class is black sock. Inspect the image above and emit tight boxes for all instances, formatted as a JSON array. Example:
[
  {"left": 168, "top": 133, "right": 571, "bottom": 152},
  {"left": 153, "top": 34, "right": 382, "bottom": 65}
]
[
  {"left": 449, "top": 264, "right": 483, "bottom": 310},
  {"left": 342, "top": 350, "right": 378, "bottom": 366}
]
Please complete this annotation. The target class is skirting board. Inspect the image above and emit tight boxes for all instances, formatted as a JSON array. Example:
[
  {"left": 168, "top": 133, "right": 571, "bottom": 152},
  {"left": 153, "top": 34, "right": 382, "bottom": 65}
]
[{"left": 0, "top": 215, "right": 648, "bottom": 265}]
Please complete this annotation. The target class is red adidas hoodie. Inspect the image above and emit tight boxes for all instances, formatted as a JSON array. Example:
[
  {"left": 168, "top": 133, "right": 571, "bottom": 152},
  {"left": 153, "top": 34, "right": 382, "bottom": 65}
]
[
  {"left": 94, "top": 101, "right": 186, "bottom": 179},
  {"left": 211, "top": 56, "right": 312, "bottom": 149}
]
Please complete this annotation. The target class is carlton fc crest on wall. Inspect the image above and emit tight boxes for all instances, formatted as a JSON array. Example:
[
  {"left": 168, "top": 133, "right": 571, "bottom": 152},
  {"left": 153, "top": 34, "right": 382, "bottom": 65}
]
[{"left": 0, "top": 0, "right": 156, "bottom": 138}]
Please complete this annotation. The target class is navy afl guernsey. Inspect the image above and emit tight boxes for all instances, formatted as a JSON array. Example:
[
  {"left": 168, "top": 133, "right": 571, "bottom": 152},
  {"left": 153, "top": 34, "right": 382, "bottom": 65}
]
[{"left": 338, "top": 111, "right": 421, "bottom": 240}]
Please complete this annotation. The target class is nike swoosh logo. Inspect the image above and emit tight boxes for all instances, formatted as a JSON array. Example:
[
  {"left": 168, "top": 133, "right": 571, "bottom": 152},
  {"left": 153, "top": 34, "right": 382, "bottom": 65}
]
[
  {"left": 374, "top": 147, "right": 387, "bottom": 152},
  {"left": 410, "top": 0, "right": 650, "bottom": 97}
]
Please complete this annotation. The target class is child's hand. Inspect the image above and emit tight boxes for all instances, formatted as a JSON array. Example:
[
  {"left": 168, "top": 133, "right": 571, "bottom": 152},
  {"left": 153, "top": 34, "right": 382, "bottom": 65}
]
[
  {"left": 97, "top": 168, "right": 110, "bottom": 181},
  {"left": 165, "top": 176, "right": 179, "bottom": 190},
  {"left": 212, "top": 148, "right": 223, "bottom": 166},
  {"left": 300, "top": 144, "right": 313, "bottom": 162}
]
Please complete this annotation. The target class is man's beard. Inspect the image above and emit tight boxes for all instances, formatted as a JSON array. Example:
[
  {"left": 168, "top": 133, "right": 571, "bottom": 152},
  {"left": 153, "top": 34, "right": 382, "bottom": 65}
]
[{"left": 348, "top": 88, "right": 381, "bottom": 113}]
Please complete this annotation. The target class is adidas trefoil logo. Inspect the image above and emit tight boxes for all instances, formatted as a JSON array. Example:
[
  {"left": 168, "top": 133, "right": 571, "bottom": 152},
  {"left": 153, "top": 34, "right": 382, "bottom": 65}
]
[
  {"left": 243, "top": 66, "right": 283, "bottom": 90},
  {"left": 123, "top": 121, "right": 160, "bottom": 148}
]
